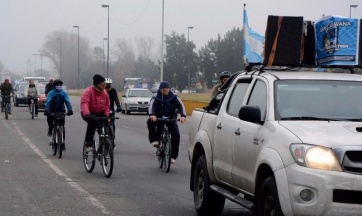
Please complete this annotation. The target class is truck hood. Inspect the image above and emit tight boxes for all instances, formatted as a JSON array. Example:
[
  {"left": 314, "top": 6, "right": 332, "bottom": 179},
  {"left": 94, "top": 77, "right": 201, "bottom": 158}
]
[{"left": 279, "top": 121, "right": 362, "bottom": 147}]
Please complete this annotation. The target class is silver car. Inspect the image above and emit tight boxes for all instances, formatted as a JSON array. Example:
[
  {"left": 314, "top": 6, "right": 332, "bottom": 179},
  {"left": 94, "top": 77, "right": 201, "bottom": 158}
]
[{"left": 121, "top": 88, "right": 153, "bottom": 115}]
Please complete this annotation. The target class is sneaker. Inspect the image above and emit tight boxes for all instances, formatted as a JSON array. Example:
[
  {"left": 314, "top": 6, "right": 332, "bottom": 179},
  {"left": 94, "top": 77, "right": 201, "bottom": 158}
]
[
  {"left": 151, "top": 141, "right": 159, "bottom": 148},
  {"left": 85, "top": 141, "right": 93, "bottom": 148},
  {"left": 171, "top": 158, "right": 176, "bottom": 164},
  {"left": 62, "top": 144, "right": 66, "bottom": 151},
  {"left": 8, "top": 112, "right": 11, "bottom": 115}
]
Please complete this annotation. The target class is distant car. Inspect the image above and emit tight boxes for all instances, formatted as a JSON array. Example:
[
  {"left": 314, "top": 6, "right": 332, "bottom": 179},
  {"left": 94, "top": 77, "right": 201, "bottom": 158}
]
[
  {"left": 37, "top": 84, "right": 46, "bottom": 110},
  {"left": 121, "top": 88, "right": 153, "bottom": 115},
  {"left": 13, "top": 82, "right": 29, "bottom": 106}
]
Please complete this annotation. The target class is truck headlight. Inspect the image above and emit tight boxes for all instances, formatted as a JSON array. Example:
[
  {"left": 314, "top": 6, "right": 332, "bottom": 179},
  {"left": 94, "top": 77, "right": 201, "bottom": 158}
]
[{"left": 290, "top": 144, "right": 342, "bottom": 172}]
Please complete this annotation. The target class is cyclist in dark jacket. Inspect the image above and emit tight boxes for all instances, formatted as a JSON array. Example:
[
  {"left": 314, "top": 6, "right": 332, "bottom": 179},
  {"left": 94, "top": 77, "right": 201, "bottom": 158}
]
[
  {"left": 0, "top": 79, "right": 15, "bottom": 114},
  {"left": 147, "top": 81, "right": 186, "bottom": 164},
  {"left": 105, "top": 78, "right": 122, "bottom": 144},
  {"left": 44, "top": 79, "right": 73, "bottom": 149},
  {"left": 45, "top": 78, "right": 54, "bottom": 95}
]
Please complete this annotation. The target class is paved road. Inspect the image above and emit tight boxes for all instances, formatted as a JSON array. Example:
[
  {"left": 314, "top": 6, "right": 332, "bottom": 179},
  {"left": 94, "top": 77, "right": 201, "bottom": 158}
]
[{"left": 0, "top": 96, "right": 252, "bottom": 216}]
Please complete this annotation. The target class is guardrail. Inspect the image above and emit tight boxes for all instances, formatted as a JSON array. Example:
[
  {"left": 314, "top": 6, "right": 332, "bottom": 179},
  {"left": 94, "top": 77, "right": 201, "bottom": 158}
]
[{"left": 182, "top": 100, "right": 208, "bottom": 116}]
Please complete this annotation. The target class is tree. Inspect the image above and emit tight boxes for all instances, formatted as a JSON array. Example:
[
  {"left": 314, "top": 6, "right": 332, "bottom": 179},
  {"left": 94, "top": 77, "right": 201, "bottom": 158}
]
[
  {"left": 42, "top": 30, "right": 91, "bottom": 88},
  {"left": 199, "top": 28, "right": 243, "bottom": 89},
  {"left": 199, "top": 39, "right": 219, "bottom": 89},
  {"left": 163, "top": 32, "right": 198, "bottom": 92},
  {"left": 111, "top": 38, "right": 136, "bottom": 90},
  {"left": 133, "top": 37, "right": 159, "bottom": 84}
]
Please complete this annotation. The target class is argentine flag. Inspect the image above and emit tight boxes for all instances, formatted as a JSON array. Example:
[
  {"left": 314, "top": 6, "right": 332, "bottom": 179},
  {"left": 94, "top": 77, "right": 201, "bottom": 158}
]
[{"left": 243, "top": 5, "right": 265, "bottom": 64}]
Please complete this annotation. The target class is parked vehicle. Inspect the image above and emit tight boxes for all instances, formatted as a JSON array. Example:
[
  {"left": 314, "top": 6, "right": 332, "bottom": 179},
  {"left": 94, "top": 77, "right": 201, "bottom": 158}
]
[
  {"left": 189, "top": 68, "right": 362, "bottom": 216},
  {"left": 13, "top": 82, "right": 29, "bottom": 106},
  {"left": 121, "top": 88, "right": 152, "bottom": 115}
]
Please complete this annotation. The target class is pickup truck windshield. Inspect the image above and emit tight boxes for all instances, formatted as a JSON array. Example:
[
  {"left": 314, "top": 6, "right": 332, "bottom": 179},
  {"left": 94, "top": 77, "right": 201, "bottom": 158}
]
[{"left": 275, "top": 80, "right": 362, "bottom": 120}]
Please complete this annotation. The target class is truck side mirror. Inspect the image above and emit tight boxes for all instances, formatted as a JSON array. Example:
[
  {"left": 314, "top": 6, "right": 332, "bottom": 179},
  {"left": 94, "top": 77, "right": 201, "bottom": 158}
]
[{"left": 238, "top": 105, "right": 261, "bottom": 124}]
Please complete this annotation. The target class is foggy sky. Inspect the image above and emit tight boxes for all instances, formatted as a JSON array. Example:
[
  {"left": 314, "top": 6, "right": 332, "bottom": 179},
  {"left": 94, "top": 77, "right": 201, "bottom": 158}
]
[{"left": 1, "top": 0, "right": 360, "bottom": 73}]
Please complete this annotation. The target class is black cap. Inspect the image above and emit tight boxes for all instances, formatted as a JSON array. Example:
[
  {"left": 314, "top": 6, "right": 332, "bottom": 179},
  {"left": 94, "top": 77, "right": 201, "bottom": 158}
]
[{"left": 93, "top": 74, "right": 106, "bottom": 86}]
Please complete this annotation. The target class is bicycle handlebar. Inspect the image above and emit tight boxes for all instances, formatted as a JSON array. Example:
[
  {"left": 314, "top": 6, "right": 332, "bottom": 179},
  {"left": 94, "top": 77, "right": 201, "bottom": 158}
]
[{"left": 156, "top": 118, "right": 178, "bottom": 122}]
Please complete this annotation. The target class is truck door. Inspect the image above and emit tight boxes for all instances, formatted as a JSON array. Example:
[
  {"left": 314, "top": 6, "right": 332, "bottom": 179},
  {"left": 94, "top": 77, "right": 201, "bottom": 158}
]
[
  {"left": 213, "top": 79, "right": 251, "bottom": 185},
  {"left": 232, "top": 79, "right": 266, "bottom": 193}
]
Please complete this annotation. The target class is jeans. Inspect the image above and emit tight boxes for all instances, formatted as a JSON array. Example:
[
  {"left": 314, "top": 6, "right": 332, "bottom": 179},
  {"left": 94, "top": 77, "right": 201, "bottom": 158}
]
[{"left": 1, "top": 95, "right": 12, "bottom": 113}]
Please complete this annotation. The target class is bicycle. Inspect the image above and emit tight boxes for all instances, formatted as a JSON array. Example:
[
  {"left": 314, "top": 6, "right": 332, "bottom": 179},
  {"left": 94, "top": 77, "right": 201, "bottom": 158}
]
[
  {"left": 2, "top": 95, "right": 12, "bottom": 120},
  {"left": 28, "top": 96, "right": 37, "bottom": 119},
  {"left": 49, "top": 112, "right": 66, "bottom": 159},
  {"left": 156, "top": 117, "right": 177, "bottom": 173},
  {"left": 83, "top": 116, "right": 119, "bottom": 178}
]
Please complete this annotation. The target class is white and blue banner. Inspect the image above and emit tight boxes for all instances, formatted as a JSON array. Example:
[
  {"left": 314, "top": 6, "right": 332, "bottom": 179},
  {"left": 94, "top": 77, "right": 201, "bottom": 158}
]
[
  {"left": 243, "top": 4, "right": 265, "bottom": 64},
  {"left": 315, "top": 16, "right": 360, "bottom": 66}
]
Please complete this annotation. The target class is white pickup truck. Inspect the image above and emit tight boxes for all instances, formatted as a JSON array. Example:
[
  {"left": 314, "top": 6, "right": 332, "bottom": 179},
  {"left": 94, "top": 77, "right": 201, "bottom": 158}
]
[{"left": 188, "top": 68, "right": 362, "bottom": 216}]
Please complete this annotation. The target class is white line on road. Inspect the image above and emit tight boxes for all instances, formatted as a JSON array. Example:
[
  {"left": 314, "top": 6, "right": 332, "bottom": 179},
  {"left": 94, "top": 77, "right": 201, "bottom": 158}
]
[{"left": 12, "top": 123, "right": 111, "bottom": 215}]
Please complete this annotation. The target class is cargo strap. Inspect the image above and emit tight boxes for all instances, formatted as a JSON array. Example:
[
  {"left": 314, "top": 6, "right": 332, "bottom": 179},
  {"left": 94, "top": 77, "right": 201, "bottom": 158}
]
[{"left": 267, "top": 16, "right": 283, "bottom": 66}]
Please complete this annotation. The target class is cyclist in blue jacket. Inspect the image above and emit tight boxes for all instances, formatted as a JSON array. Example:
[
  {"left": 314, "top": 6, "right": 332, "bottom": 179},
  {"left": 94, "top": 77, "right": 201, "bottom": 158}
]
[
  {"left": 44, "top": 79, "right": 73, "bottom": 149},
  {"left": 147, "top": 81, "right": 186, "bottom": 164}
]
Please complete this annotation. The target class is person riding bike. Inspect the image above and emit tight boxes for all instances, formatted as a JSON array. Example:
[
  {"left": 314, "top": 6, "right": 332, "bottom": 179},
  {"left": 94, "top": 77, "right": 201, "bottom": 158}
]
[
  {"left": 44, "top": 79, "right": 73, "bottom": 150},
  {"left": 147, "top": 81, "right": 186, "bottom": 164},
  {"left": 211, "top": 71, "right": 231, "bottom": 98},
  {"left": 81, "top": 74, "right": 110, "bottom": 149},
  {"left": 105, "top": 78, "right": 122, "bottom": 144},
  {"left": 45, "top": 78, "right": 54, "bottom": 95},
  {"left": 25, "top": 79, "right": 40, "bottom": 117},
  {"left": 0, "top": 79, "right": 15, "bottom": 114}
]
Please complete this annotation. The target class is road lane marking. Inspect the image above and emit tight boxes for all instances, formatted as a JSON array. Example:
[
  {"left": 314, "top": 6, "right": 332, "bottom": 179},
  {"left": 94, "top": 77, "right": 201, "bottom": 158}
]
[{"left": 13, "top": 123, "right": 110, "bottom": 215}]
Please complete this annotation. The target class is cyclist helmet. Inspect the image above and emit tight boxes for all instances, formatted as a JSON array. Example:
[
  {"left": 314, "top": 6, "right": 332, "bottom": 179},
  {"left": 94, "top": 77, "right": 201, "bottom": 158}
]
[
  {"left": 105, "top": 78, "right": 112, "bottom": 84},
  {"left": 53, "top": 79, "right": 63, "bottom": 86},
  {"left": 219, "top": 71, "right": 231, "bottom": 79}
]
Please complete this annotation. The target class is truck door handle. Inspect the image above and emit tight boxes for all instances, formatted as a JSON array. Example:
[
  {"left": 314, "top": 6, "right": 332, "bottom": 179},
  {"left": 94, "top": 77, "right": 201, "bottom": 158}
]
[
  {"left": 217, "top": 123, "right": 222, "bottom": 129},
  {"left": 235, "top": 128, "right": 241, "bottom": 135}
]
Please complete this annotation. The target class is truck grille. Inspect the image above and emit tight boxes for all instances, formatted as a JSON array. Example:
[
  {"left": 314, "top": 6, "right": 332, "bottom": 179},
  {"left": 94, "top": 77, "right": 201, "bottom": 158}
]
[{"left": 342, "top": 151, "right": 362, "bottom": 174}]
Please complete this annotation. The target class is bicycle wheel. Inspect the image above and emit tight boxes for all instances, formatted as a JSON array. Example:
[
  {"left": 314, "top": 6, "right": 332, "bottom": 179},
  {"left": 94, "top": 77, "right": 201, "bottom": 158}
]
[
  {"left": 4, "top": 103, "right": 8, "bottom": 120},
  {"left": 83, "top": 141, "right": 95, "bottom": 173},
  {"left": 108, "top": 126, "right": 115, "bottom": 147},
  {"left": 101, "top": 137, "right": 114, "bottom": 178},
  {"left": 57, "top": 126, "right": 63, "bottom": 158},
  {"left": 158, "top": 139, "right": 164, "bottom": 168},
  {"left": 52, "top": 127, "right": 57, "bottom": 156},
  {"left": 163, "top": 135, "right": 172, "bottom": 173},
  {"left": 31, "top": 103, "right": 34, "bottom": 119}
]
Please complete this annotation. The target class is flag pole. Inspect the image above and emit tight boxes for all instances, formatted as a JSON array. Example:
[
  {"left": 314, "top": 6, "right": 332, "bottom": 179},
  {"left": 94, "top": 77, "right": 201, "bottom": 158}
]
[{"left": 242, "top": 3, "right": 247, "bottom": 70}]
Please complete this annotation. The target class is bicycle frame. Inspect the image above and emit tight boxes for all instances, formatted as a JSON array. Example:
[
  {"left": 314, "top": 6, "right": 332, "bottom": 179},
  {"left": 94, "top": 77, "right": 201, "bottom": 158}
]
[
  {"left": 51, "top": 112, "right": 66, "bottom": 158},
  {"left": 83, "top": 115, "right": 119, "bottom": 178},
  {"left": 29, "top": 96, "right": 37, "bottom": 119},
  {"left": 156, "top": 117, "right": 176, "bottom": 173},
  {"left": 2, "top": 95, "right": 12, "bottom": 120}
]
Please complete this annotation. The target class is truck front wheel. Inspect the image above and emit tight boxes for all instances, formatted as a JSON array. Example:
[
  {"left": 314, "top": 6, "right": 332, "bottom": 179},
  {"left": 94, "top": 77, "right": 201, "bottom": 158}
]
[
  {"left": 257, "top": 176, "right": 283, "bottom": 216},
  {"left": 193, "top": 155, "right": 225, "bottom": 216}
]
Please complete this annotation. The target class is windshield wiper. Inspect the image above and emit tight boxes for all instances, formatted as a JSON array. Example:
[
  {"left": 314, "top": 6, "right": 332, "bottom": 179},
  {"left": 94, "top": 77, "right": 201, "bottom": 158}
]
[{"left": 280, "top": 116, "right": 340, "bottom": 121}]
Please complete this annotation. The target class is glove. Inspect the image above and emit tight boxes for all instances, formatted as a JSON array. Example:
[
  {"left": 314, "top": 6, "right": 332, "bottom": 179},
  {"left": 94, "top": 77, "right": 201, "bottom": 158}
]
[
  {"left": 84, "top": 114, "right": 97, "bottom": 123},
  {"left": 116, "top": 107, "right": 122, "bottom": 113},
  {"left": 44, "top": 111, "right": 50, "bottom": 116},
  {"left": 67, "top": 110, "right": 73, "bottom": 116}
]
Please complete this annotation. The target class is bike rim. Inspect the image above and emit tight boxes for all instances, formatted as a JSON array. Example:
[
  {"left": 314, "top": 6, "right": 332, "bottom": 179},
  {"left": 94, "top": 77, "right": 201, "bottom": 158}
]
[
  {"left": 83, "top": 144, "right": 95, "bottom": 172},
  {"left": 102, "top": 138, "right": 113, "bottom": 177}
]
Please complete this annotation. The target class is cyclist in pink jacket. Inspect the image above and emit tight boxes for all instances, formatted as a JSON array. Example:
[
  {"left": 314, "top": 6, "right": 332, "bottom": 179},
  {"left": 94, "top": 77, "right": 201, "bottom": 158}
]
[{"left": 81, "top": 74, "right": 110, "bottom": 147}]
